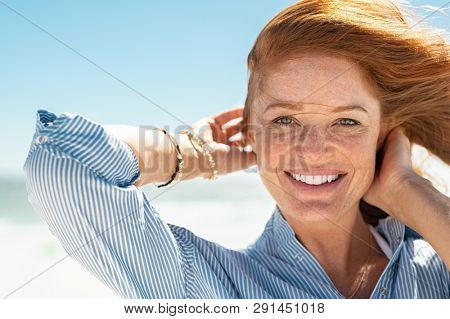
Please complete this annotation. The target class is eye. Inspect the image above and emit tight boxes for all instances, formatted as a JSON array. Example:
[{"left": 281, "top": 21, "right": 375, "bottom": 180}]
[
  {"left": 336, "top": 118, "right": 360, "bottom": 126},
  {"left": 273, "top": 116, "right": 294, "bottom": 126}
]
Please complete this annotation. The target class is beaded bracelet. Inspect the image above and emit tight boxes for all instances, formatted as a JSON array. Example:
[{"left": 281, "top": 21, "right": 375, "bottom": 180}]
[
  {"left": 152, "top": 128, "right": 184, "bottom": 188},
  {"left": 180, "top": 130, "right": 218, "bottom": 180}
]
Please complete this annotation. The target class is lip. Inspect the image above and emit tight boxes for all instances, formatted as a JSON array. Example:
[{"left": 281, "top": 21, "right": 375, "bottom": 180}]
[{"left": 284, "top": 171, "right": 347, "bottom": 195}]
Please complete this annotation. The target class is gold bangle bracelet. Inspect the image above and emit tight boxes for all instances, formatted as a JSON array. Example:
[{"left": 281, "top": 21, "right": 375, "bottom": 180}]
[
  {"left": 180, "top": 130, "right": 218, "bottom": 180},
  {"left": 152, "top": 128, "right": 184, "bottom": 187}
]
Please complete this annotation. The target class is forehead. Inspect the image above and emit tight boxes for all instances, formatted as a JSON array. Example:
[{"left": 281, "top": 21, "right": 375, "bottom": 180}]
[{"left": 257, "top": 53, "right": 380, "bottom": 112}]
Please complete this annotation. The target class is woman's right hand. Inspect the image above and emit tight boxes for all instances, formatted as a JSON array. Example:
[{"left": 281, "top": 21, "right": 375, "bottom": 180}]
[{"left": 180, "top": 106, "right": 256, "bottom": 179}]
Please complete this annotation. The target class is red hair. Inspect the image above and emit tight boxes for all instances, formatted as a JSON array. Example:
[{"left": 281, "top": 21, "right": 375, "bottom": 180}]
[{"left": 242, "top": 0, "right": 449, "bottom": 222}]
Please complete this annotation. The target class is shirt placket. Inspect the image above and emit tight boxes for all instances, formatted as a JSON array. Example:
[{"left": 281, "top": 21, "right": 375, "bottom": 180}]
[
  {"left": 287, "top": 243, "right": 343, "bottom": 298},
  {"left": 370, "top": 242, "right": 403, "bottom": 299}
]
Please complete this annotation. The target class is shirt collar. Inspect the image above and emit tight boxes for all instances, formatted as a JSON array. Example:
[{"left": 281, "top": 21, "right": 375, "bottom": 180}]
[
  {"left": 262, "top": 204, "right": 407, "bottom": 263},
  {"left": 252, "top": 204, "right": 411, "bottom": 298}
]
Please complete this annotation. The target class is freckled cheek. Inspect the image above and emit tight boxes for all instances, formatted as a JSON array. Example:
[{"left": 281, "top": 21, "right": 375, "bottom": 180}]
[
  {"left": 255, "top": 134, "right": 290, "bottom": 170},
  {"left": 339, "top": 138, "right": 378, "bottom": 182}
]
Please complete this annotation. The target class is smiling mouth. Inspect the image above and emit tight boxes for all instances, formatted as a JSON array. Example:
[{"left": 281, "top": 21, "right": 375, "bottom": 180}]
[{"left": 284, "top": 171, "right": 346, "bottom": 186}]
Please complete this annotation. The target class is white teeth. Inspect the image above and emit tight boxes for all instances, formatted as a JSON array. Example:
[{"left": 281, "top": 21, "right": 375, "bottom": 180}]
[
  {"left": 313, "top": 176, "right": 322, "bottom": 185},
  {"left": 289, "top": 173, "right": 340, "bottom": 185},
  {"left": 305, "top": 176, "right": 314, "bottom": 184}
]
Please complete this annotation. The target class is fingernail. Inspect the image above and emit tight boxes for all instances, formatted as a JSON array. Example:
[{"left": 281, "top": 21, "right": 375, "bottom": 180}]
[
  {"left": 228, "top": 132, "right": 242, "bottom": 142},
  {"left": 243, "top": 145, "right": 253, "bottom": 152},
  {"left": 222, "top": 117, "right": 243, "bottom": 130}
]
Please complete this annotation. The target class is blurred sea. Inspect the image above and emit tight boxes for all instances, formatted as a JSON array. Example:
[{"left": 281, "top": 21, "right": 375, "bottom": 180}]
[{"left": 0, "top": 170, "right": 276, "bottom": 298}]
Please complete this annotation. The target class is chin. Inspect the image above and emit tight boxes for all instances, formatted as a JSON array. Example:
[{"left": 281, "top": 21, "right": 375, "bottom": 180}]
[{"left": 281, "top": 199, "right": 348, "bottom": 223}]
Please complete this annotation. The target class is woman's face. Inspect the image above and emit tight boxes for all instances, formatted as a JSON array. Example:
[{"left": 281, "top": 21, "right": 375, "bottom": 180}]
[{"left": 247, "top": 53, "right": 387, "bottom": 223}]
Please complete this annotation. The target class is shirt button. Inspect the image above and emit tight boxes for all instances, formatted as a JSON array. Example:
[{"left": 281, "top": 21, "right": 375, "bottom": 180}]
[
  {"left": 380, "top": 287, "right": 388, "bottom": 296},
  {"left": 35, "top": 135, "right": 49, "bottom": 144}
]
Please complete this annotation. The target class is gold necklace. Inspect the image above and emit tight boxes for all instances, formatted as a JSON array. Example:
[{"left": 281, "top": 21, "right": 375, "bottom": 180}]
[{"left": 347, "top": 234, "right": 376, "bottom": 299}]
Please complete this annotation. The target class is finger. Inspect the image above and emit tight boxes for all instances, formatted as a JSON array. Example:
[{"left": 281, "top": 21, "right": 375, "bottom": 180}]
[
  {"left": 207, "top": 118, "right": 227, "bottom": 144},
  {"left": 228, "top": 132, "right": 242, "bottom": 143},
  {"left": 397, "top": 127, "right": 411, "bottom": 151},
  {"left": 228, "top": 131, "right": 251, "bottom": 152},
  {"left": 221, "top": 116, "right": 243, "bottom": 130},
  {"left": 223, "top": 119, "right": 243, "bottom": 138},
  {"left": 390, "top": 127, "right": 411, "bottom": 154},
  {"left": 210, "top": 141, "right": 231, "bottom": 152},
  {"left": 387, "top": 127, "right": 413, "bottom": 168},
  {"left": 213, "top": 106, "right": 244, "bottom": 127}
]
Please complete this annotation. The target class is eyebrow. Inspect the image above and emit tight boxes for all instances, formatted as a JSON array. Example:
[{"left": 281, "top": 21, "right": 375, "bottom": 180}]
[{"left": 263, "top": 102, "right": 369, "bottom": 114}]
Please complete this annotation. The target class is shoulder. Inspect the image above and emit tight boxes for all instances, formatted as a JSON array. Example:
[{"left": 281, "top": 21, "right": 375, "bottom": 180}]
[
  {"left": 394, "top": 222, "right": 447, "bottom": 275},
  {"left": 376, "top": 217, "right": 448, "bottom": 289},
  {"left": 402, "top": 234, "right": 449, "bottom": 296},
  {"left": 403, "top": 235, "right": 447, "bottom": 270}
]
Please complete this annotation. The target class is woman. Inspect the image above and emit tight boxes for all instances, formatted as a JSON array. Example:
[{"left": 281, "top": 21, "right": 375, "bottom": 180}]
[{"left": 24, "top": 0, "right": 449, "bottom": 298}]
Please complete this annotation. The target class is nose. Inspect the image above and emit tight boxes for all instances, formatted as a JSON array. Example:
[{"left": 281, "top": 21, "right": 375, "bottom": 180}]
[{"left": 296, "top": 125, "right": 329, "bottom": 163}]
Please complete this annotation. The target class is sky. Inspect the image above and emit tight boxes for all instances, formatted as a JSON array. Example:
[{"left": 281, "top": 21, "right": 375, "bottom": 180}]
[{"left": 1, "top": 0, "right": 449, "bottom": 178}]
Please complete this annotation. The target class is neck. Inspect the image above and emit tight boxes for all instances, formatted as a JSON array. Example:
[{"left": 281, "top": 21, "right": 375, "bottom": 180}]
[{"left": 284, "top": 203, "right": 373, "bottom": 278}]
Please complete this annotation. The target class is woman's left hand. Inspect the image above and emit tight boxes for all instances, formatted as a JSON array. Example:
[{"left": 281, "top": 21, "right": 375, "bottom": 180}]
[
  {"left": 364, "top": 127, "right": 450, "bottom": 269},
  {"left": 362, "top": 126, "right": 417, "bottom": 220}
]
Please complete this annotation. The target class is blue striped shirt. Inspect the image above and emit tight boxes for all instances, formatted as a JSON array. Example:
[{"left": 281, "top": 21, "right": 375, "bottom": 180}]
[{"left": 23, "top": 109, "right": 449, "bottom": 299}]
